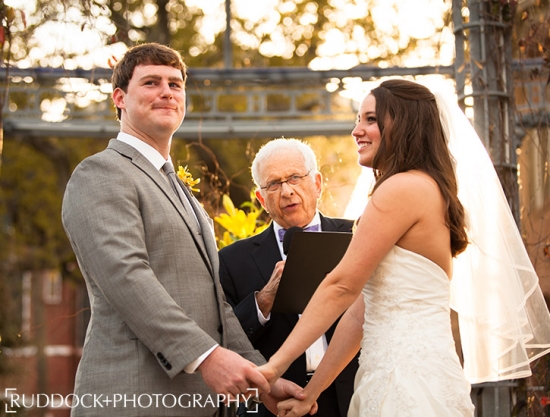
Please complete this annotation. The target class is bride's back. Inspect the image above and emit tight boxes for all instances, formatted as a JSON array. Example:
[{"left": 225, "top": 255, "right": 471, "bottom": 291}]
[{"left": 392, "top": 170, "right": 453, "bottom": 278}]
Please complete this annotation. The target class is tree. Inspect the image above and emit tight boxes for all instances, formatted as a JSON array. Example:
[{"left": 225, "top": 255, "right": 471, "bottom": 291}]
[{"left": 0, "top": 1, "right": 25, "bottom": 170}]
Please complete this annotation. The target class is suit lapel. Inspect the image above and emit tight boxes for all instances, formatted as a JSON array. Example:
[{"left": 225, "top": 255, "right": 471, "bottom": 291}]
[
  {"left": 251, "top": 226, "right": 283, "bottom": 285},
  {"left": 180, "top": 183, "right": 218, "bottom": 274},
  {"left": 108, "top": 139, "right": 227, "bottom": 344},
  {"left": 250, "top": 226, "right": 298, "bottom": 328},
  {"left": 107, "top": 140, "right": 214, "bottom": 275},
  {"left": 320, "top": 213, "right": 355, "bottom": 233}
]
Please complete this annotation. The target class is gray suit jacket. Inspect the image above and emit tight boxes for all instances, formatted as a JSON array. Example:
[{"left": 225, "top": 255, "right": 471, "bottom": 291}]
[{"left": 62, "top": 139, "right": 263, "bottom": 417}]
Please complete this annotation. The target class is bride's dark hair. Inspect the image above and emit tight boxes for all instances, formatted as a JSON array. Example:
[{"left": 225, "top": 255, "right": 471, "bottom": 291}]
[{"left": 370, "top": 79, "right": 468, "bottom": 256}]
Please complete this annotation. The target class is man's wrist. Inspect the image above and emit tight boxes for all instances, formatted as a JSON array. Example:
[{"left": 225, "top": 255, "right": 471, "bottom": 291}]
[{"left": 184, "top": 344, "right": 218, "bottom": 373}]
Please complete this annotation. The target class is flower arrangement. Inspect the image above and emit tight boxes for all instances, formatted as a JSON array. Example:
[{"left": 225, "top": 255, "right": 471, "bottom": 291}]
[
  {"left": 176, "top": 165, "right": 200, "bottom": 192},
  {"left": 214, "top": 192, "right": 268, "bottom": 249}
]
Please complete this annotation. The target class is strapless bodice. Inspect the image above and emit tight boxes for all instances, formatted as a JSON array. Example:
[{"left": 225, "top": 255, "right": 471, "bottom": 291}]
[{"left": 348, "top": 246, "right": 474, "bottom": 417}]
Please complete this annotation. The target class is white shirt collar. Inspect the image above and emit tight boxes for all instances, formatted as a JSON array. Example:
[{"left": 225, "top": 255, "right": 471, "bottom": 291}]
[{"left": 117, "top": 132, "right": 170, "bottom": 170}]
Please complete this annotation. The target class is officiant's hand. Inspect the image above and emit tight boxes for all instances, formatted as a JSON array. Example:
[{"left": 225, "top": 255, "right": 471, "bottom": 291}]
[{"left": 255, "top": 260, "right": 286, "bottom": 317}]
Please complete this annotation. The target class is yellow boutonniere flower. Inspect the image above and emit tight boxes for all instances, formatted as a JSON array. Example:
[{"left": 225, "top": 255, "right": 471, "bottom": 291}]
[{"left": 176, "top": 165, "right": 200, "bottom": 192}]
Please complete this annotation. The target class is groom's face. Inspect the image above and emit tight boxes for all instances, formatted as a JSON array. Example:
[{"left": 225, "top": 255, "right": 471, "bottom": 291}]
[
  {"left": 255, "top": 150, "right": 322, "bottom": 230},
  {"left": 112, "top": 64, "right": 186, "bottom": 141}
]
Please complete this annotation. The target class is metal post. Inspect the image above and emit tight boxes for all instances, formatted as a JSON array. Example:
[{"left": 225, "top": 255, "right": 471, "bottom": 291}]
[
  {"left": 452, "top": 0, "right": 466, "bottom": 110},
  {"left": 453, "top": 1, "right": 522, "bottom": 415},
  {"left": 224, "top": 0, "right": 233, "bottom": 69},
  {"left": 455, "top": 0, "right": 519, "bottom": 223}
]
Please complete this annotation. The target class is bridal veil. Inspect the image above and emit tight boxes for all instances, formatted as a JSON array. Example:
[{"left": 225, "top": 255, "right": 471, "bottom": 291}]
[{"left": 434, "top": 89, "right": 550, "bottom": 383}]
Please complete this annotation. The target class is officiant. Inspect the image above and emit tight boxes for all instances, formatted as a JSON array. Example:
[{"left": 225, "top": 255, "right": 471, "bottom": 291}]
[{"left": 219, "top": 137, "right": 359, "bottom": 417}]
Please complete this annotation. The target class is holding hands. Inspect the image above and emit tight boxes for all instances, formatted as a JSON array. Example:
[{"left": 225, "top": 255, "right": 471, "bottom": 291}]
[
  {"left": 198, "top": 347, "right": 312, "bottom": 415},
  {"left": 276, "top": 394, "right": 318, "bottom": 417},
  {"left": 198, "top": 346, "right": 270, "bottom": 400},
  {"left": 262, "top": 378, "right": 315, "bottom": 416},
  {"left": 258, "top": 362, "right": 318, "bottom": 416}
]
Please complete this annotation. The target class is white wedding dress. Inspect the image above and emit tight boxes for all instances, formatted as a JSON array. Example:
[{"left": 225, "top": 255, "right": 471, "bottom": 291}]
[{"left": 348, "top": 245, "right": 475, "bottom": 416}]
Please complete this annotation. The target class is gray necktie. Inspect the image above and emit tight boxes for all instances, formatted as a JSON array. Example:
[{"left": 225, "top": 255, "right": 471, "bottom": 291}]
[{"left": 162, "top": 162, "right": 199, "bottom": 226}]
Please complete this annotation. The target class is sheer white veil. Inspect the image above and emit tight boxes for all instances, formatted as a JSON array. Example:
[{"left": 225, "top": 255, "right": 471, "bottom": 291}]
[{"left": 433, "top": 89, "right": 550, "bottom": 383}]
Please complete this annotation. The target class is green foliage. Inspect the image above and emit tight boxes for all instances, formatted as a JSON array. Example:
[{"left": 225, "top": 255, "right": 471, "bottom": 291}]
[
  {"left": 0, "top": 136, "right": 105, "bottom": 274},
  {"left": 1, "top": 140, "right": 64, "bottom": 270}
]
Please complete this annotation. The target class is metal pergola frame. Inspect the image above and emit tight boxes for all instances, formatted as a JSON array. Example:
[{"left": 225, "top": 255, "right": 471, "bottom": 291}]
[{"left": 1, "top": 64, "right": 455, "bottom": 139}]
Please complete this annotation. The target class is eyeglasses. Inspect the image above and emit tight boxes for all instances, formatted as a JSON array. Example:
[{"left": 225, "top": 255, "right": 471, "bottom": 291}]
[{"left": 260, "top": 170, "right": 312, "bottom": 193}]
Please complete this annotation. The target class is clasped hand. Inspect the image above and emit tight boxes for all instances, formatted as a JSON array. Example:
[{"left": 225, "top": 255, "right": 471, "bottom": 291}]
[
  {"left": 257, "top": 362, "right": 318, "bottom": 416},
  {"left": 198, "top": 347, "right": 313, "bottom": 415}
]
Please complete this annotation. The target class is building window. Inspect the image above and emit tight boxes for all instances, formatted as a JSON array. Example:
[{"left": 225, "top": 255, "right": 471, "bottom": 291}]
[{"left": 43, "top": 270, "right": 62, "bottom": 304}]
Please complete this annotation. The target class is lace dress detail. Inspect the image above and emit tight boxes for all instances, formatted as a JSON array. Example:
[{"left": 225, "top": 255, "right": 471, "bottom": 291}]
[{"left": 348, "top": 246, "right": 474, "bottom": 416}]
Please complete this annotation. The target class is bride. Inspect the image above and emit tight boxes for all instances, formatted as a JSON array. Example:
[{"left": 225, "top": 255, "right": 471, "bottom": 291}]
[{"left": 257, "top": 79, "right": 550, "bottom": 416}]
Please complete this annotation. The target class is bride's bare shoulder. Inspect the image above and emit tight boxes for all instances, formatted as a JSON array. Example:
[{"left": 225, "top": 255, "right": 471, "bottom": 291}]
[{"left": 374, "top": 171, "right": 439, "bottom": 200}]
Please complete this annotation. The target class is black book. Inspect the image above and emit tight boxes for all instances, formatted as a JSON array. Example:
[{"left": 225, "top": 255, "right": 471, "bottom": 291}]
[{"left": 272, "top": 231, "right": 353, "bottom": 314}]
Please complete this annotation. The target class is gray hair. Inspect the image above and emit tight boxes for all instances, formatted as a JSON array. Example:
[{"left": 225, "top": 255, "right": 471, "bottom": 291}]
[{"left": 251, "top": 137, "right": 318, "bottom": 189}]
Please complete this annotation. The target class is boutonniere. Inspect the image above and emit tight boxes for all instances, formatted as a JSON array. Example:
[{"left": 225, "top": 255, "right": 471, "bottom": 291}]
[{"left": 176, "top": 165, "right": 200, "bottom": 192}]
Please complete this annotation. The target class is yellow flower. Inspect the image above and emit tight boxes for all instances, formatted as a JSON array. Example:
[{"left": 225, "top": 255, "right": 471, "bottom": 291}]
[
  {"left": 218, "top": 231, "right": 235, "bottom": 249},
  {"left": 214, "top": 193, "right": 268, "bottom": 248},
  {"left": 176, "top": 165, "right": 200, "bottom": 192}
]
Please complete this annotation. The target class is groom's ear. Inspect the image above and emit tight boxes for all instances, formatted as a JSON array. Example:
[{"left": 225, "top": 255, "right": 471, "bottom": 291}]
[{"left": 112, "top": 88, "right": 125, "bottom": 108}]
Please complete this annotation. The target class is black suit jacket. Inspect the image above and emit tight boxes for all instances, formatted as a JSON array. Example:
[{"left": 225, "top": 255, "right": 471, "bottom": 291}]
[{"left": 219, "top": 214, "right": 359, "bottom": 417}]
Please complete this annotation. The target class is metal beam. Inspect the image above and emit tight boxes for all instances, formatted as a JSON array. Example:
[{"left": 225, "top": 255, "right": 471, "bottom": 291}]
[
  {"left": 3, "top": 118, "right": 355, "bottom": 140},
  {"left": 1, "top": 64, "right": 457, "bottom": 139},
  {"left": 1, "top": 65, "right": 454, "bottom": 85}
]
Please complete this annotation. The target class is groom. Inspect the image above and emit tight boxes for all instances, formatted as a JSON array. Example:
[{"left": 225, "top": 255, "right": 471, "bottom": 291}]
[
  {"left": 62, "top": 43, "right": 301, "bottom": 417},
  {"left": 219, "top": 138, "right": 359, "bottom": 417}
]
